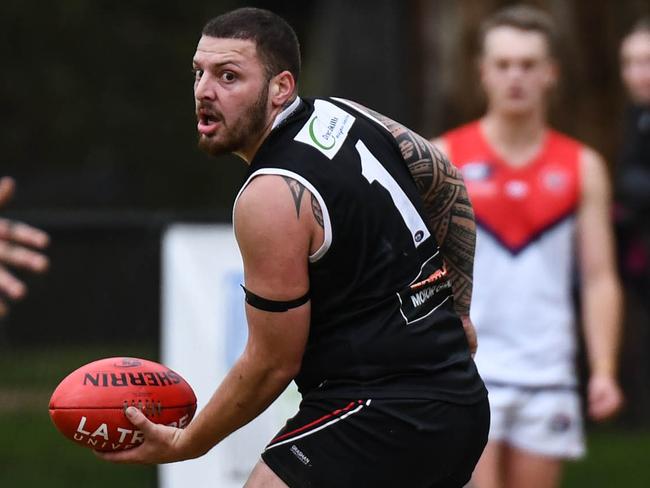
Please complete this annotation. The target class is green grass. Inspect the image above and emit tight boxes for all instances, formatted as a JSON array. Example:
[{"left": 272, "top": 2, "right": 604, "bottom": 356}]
[
  {"left": 0, "top": 344, "right": 158, "bottom": 488},
  {"left": 2, "top": 345, "right": 650, "bottom": 487},
  {"left": 564, "top": 425, "right": 650, "bottom": 487},
  {"left": 0, "top": 410, "right": 156, "bottom": 487}
]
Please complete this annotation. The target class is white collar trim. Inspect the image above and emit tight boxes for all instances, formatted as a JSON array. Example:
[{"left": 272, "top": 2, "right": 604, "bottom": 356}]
[{"left": 271, "top": 96, "right": 302, "bottom": 131}]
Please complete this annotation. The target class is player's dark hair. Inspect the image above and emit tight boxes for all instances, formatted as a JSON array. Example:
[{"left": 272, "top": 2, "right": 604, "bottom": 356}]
[
  {"left": 202, "top": 8, "right": 301, "bottom": 84},
  {"left": 479, "top": 5, "right": 559, "bottom": 58},
  {"left": 625, "top": 16, "right": 650, "bottom": 37}
]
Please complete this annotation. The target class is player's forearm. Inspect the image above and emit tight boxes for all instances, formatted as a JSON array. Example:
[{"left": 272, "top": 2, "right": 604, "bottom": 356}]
[
  {"left": 402, "top": 141, "right": 476, "bottom": 316},
  {"left": 582, "top": 273, "right": 623, "bottom": 377},
  {"left": 435, "top": 185, "right": 476, "bottom": 316},
  {"left": 179, "top": 352, "right": 296, "bottom": 458}
]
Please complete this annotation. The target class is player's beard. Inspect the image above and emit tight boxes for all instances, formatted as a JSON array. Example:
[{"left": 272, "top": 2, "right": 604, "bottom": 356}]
[{"left": 198, "top": 83, "right": 270, "bottom": 157}]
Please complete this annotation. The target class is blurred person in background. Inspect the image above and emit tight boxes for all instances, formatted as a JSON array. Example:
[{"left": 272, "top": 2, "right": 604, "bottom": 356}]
[
  {"left": 432, "top": 5, "right": 623, "bottom": 488},
  {"left": 99, "top": 7, "right": 489, "bottom": 487},
  {"left": 615, "top": 17, "right": 650, "bottom": 302},
  {"left": 0, "top": 176, "right": 49, "bottom": 318}
]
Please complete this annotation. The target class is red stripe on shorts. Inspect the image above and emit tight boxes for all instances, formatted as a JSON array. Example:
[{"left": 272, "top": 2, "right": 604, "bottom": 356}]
[{"left": 270, "top": 400, "right": 363, "bottom": 444}]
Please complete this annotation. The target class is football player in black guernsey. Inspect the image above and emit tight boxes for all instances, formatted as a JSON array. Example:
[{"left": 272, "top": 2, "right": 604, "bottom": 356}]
[{"left": 98, "top": 7, "right": 489, "bottom": 488}]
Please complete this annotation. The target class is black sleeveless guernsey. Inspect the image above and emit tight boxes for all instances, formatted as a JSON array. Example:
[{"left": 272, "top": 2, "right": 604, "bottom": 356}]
[{"left": 239, "top": 97, "right": 486, "bottom": 404}]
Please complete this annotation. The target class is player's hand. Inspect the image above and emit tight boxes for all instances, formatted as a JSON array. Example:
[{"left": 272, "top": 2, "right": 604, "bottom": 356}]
[
  {"left": 0, "top": 177, "right": 50, "bottom": 317},
  {"left": 588, "top": 374, "right": 623, "bottom": 421},
  {"left": 95, "top": 407, "right": 190, "bottom": 464},
  {"left": 459, "top": 314, "right": 477, "bottom": 357}
]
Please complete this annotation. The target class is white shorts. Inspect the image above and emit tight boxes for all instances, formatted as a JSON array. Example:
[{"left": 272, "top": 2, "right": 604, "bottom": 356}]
[{"left": 486, "top": 383, "right": 585, "bottom": 459}]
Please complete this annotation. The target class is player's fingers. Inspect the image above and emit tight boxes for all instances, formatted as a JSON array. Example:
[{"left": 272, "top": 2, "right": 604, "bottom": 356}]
[
  {"left": 0, "top": 177, "right": 15, "bottom": 207},
  {"left": 589, "top": 391, "right": 622, "bottom": 421},
  {"left": 11, "top": 222, "right": 50, "bottom": 248},
  {"left": 0, "top": 266, "right": 26, "bottom": 300},
  {"left": 468, "top": 332, "right": 477, "bottom": 356},
  {"left": 460, "top": 316, "right": 478, "bottom": 356},
  {"left": 591, "top": 403, "right": 615, "bottom": 421},
  {"left": 0, "top": 242, "right": 49, "bottom": 272},
  {"left": 94, "top": 445, "right": 146, "bottom": 464},
  {"left": 0, "top": 219, "right": 50, "bottom": 249},
  {"left": 587, "top": 384, "right": 601, "bottom": 403},
  {"left": 125, "top": 406, "right": 158, "bottom": 435},
  {"left": 588, "top": 391, "right": 608, "bottom": 417},
  {"left": 588, "top": 399, "right": 606, "bottom": 420},
  {"left": 96, "top": 408, "right": 166, "bottom": 464}
]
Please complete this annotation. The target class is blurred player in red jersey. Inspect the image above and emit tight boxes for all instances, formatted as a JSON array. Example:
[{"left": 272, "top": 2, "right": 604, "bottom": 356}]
[
  {"left": 0, "top": 176, "right": 49, "bottom": 317},
  {"left": 432, "top": 5, "right": 623, "bottom": 488}
]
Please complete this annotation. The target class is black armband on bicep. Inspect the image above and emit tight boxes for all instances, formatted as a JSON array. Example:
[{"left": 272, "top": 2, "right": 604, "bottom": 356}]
[{"left": 240, "top": 285, "right": 310, "bottom": 312}]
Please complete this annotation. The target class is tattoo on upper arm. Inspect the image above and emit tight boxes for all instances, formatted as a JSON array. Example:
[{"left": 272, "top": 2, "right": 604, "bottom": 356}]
[
  {"left": 282, "top": 176, "right": 324, "bottom": 230},
  {"left": 311, "top": 194, "right": 324, "bottom": 228},
  {"left": 282, "top": 176, "right": 306, "bottom": 218}
]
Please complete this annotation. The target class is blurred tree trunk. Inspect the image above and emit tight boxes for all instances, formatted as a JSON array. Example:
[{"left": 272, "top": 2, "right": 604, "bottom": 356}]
[{"left": 301, "top": 0, "right": 419, "bottom": 125}]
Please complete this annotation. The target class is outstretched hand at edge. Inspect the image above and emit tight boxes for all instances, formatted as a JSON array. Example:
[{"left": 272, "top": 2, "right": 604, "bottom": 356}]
[{"left": 0, "top": 177, "right": 50, "bottom": 317}]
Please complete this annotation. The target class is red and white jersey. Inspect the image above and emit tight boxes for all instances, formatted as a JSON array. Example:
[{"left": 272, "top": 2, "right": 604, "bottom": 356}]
[{"left": 442, "top": 121, "right": 582, "bottom": 386}]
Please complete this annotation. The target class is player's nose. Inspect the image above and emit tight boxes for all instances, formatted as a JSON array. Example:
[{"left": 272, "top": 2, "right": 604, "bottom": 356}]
[{"left": 194, "top": 75, "right": 216, "bottom": 101}]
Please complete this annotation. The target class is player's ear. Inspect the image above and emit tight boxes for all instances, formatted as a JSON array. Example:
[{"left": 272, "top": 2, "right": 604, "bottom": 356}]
[
  {"left": 270, "top": 71, "right": 295, "bottom": 108},
  {"left": 477, "top": 54, "right": 488, "bottom": 85},
  {"left": 544, "top": 58, "right": 560, "bottom": 89}
]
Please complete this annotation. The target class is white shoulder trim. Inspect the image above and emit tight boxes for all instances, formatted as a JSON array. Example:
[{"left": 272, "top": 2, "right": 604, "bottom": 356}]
[
  {"left": 330, "top": 97, "right": 390, "bottom": 132},
  {"left": 233, "top": 168, "right": 333, "bottom": 263}
]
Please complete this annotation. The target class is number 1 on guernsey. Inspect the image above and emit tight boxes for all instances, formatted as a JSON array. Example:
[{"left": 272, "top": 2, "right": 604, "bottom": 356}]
[{"left": 356, "top": 140, "right": 430, "bottom": 247}]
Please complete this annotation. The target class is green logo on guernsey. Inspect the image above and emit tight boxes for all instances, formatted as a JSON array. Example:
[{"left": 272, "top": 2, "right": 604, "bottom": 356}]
[
  {"left": 308, "top": 117, "right": 336, "bottom": 150},
  {"left": 294, "top": 99, "right": 355, "bottom": 160}
]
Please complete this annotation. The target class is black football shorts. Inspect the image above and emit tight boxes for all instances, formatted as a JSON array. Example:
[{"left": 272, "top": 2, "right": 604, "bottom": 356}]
[{"left": 261, "top": 395, "right": 490, "bottom": 488}]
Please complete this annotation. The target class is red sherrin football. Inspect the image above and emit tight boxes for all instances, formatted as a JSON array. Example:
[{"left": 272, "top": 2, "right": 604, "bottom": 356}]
[{"left": 49, "top": 357, "right": 197, "bottom": 452}]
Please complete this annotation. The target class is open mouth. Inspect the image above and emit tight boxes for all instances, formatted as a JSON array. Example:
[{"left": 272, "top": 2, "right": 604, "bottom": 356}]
[
  {"left": 197, "top": 109, "right": 221, "bottom": 136},
  {"left": 507, "top": 86, "right": 525, "bottom": 99}
]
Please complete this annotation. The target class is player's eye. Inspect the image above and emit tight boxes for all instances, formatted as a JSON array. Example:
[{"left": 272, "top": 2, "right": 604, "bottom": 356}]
[
  {"left": 192, "top": 68, "right": 204, "bottom": 81},
  {"left": 496, "top": 60, "right": 509, "bottom": 71},
  {"left": 221, "top": 71, "right": 237, "bottom": 83},
  {"left": 521, "top": 60, "right": 535, "bottom": 71}
]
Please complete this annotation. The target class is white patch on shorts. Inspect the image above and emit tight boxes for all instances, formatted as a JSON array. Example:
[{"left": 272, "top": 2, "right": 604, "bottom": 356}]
[{"left": 486, "top": 384, "right": 585, "bottom": 459}]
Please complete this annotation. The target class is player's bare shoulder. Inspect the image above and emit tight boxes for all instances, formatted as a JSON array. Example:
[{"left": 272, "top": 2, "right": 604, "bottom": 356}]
[
  {"left": 235, "top": 175, "right": 307, "bottom": 239},
  {"left": 234, "top": 174, "right": 323, "bottom": 259},
  {"left": 578, "top": 145, "right": 612, "bottom": 200}
]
